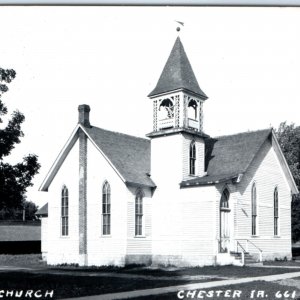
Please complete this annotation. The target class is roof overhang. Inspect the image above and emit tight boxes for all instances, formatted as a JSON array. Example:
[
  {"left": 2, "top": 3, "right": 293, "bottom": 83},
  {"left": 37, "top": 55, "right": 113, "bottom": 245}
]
[
  {"left": 147, "top": 127, "right": 210, "bottom": 139},
  {"left": 270, "top": 130, "right": 299, "bottom": 195},
  {"left": 126, "top": 181, "right": 156, "bottom": 189},
  {"left": 180, "top": 173, "right": 243, "bottom": 188},
  {"left": 39, "top": 124, "right": 128, "bottom": 192},
  {"left": 39, "top": 124, "right": 80, "bottom": 192},
  {"left": 148, "top": 87, "right": 208, "bottom": 100}
]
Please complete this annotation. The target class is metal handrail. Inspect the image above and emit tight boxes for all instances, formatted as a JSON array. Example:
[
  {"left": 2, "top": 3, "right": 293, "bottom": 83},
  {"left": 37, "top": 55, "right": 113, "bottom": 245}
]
[
  {"left": 236, "top": 241, "right": 247, "bottom": 253},
  {"left": 236, "top": 239, "right": 263, "bottom": 262},
  {"left": 236, "top": 241, "right": 246, "bottom": 265},
  {"left": 247, "top": 239, "right": 263, "bottom": 253}
]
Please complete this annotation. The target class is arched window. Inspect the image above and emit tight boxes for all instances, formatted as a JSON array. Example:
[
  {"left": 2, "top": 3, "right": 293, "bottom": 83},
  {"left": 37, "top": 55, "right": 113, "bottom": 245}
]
[
  {"left": 220, "top": 188, "right": 230, "bottom": 210},
  {"left": 251, "top": 183, "right": 257, "bottom": 236},
  {"left": 61, "top": 185, "right": 69, "bottom": 236},
  {"left": 274, "top": 187, "right": 279, "bottom": 236},
  {"left": 188, "top": 99, "right": 198, "bottom": 120},
  {"left": 135, "top": 189, "right": 144, "bottom": 236},
  {"left": 189, "top": 141, "right": 196, "bottom": 175},
  {"left": 102, "top": 181, "right": 111, "bottom": 235},
  {"left": 159, "top": 99, "right": 174, "bottom": 119}
]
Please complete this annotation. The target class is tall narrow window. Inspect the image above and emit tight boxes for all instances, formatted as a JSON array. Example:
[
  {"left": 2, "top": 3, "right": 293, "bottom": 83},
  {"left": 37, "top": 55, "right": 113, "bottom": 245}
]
[
  {"left": 189, "top": 141, "right": 196, "bottom": 175},
  {"left": 61, "top": 185, "right": 69, "bottom": 236},
  {"left": 102, "top": 181, "right": 111, "bottom": 235},
  {"left": 274, "top": 187, "right": 279, "bottom": 236},
  {"left": 135, "top": 189, "right": 144, "bottom": 236},
  {"left": 251, "top": 183, "right": 257, "bottom": 236}
]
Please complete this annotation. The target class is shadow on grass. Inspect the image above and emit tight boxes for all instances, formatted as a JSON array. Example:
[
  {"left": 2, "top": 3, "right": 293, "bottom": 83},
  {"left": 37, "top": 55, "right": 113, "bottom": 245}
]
[
  {"left": 0, "top": 271, "right": 216, "bottom": 300},
  {"left": 49, "top": 264, "right": 300, "bottom": 278}
]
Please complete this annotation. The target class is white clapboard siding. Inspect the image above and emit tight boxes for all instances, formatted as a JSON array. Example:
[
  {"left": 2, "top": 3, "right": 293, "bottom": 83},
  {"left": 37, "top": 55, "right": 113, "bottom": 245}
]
[
  {"left": 235, "top": 139, "right": 292, "bottom": 258},
  {"left": 126, "top": 186, "right": 152, "bottom": 255},
  {"left": 86, "top": 139, "right": 128, "bottom": 266},
  {"left": 41, "top": 218, "right": 48, "bottom": 258},
  {"left": 47, "top": 138, "right": 80, "bottom": 265}
]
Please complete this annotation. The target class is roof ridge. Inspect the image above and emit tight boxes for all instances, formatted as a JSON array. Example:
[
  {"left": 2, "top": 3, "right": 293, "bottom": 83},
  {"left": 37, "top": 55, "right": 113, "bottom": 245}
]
[
  {"left": 213, "top": 128, "right": 272, "bottom": 139},
  {"left": 90, "top": 125, "right": 150, "bottom": 142}
]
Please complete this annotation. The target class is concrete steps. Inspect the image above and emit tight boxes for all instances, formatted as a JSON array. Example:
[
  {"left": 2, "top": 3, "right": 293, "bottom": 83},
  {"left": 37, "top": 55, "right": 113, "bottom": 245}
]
[{"left": 230, "top": 251, "right": 263, "bottom": 266}]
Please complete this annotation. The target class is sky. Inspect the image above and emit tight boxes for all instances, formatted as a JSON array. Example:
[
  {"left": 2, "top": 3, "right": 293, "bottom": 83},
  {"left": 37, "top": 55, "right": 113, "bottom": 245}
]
[{"left": 0, "top": 6, "right": 300, "bottom": 207}]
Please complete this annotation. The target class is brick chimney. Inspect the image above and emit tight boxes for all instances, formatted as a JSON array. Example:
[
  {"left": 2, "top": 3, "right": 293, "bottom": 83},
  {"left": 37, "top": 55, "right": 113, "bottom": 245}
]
[
  {"left": 78, "top": 104, "right": 91, "bottom": 127},
  {"left": 78, "top": 104, "right": 89, "bottom": 265}
]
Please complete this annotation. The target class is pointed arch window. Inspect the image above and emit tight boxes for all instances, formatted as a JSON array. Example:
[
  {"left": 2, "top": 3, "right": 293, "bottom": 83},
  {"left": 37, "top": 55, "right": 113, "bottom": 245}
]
[
  {"left": 102, "top": 181, "right": 111, "bottom": 235},
  {"left": 274, "top": 187, "right": 279, "bottom": 236},
  {"left": 189, "top": 141, "right": 196, "bottom": 175},
  {"left": 251, "top": 183, "right": 257, "bottom": 236},
  {"left": 61, "top": 185, "right": 69, "bottom": 236},
  {"left": 220, "top": 188, "right": 230, "bottom": 210},
  {"left": 135, "top": 189, "right": 144, "bottom": 236}
]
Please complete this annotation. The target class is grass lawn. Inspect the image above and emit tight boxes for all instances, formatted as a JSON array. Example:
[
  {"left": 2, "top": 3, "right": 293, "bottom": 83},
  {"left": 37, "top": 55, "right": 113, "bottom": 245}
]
[
  {"left": 123, "top": 265, "right": 300, "bottom": 278},
  {"left": 134, "top": 280, "right": 300, "bottom": 300},
  {"left": 51, "top": 264, "right": 300, "bottom": 279},
  {"left": 0, "top": 254, "right": 46, "bottom": 268},
  {"left": 0, "top": 271, "right": 219, "bottom": 299},
  {"left": 264, "top": 260, "right": 300, "bottom": 267},
  {"left": 1, "top": 255, "right": 300, "bottom": 299}
]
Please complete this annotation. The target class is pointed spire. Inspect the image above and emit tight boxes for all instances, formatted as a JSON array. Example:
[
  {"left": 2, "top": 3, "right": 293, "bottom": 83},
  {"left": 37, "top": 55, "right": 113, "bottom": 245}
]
[{"left": 148, "top": 37, "right": 207, "bottom": 99}]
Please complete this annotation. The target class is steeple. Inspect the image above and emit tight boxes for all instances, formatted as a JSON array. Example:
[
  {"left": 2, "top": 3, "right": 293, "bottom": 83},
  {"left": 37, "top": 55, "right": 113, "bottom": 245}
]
[
  {"left": 148, "top": 37, "right": 208, "bottom": 134},
  {"left": 148, "top": 36, "right": 208, "bottom": 184},
  {"left": 148, "top": 37, "right": 207, "bottom": 99}
]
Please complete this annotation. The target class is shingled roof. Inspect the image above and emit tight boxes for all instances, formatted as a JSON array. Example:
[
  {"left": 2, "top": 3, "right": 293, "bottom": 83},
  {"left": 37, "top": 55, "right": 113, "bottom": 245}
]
[
  {"left": 84, "top": 126, "right": 155, "bottom": 188},
  {"left": 35, "top": 203, "right": 48, "bottom": 217},
  {"left": 148, "top": 37, "right": 208, "bottom": 99},
  {"left": 181, "top": 129, "right": 272, "bottom": 187}
]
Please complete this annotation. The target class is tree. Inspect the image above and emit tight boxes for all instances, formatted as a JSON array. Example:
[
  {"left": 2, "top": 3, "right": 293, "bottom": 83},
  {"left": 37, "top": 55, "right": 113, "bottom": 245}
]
[
  {"left": 0, "top": 68, "right": 40, "bottom": 211},
  {"left": 0, "top": 201, "right": 38, "bottom": 221},
  {"left": 276, "top": 122, "right": 300, "bottom": 242}
]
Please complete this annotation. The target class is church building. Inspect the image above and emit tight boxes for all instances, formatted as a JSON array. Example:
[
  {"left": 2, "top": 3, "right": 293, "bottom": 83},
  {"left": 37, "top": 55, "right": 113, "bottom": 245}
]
[{"left": 38, "top": 36, "right": 298, "bottom": 267}]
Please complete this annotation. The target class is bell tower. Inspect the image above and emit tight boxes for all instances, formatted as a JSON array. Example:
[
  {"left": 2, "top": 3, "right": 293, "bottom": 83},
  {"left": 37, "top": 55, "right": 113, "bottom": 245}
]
[
  {"left": 148, "top": 37, "right": 208, "bottom": 134},
  {"left": 147, "top": 37, "right": 208, "bottom": 183}
]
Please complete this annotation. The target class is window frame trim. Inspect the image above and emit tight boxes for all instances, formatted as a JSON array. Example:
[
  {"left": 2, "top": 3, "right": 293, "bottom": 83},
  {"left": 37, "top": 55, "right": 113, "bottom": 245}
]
[
  {"left": 251, "top": 182, "right": 259, "bottom": 237},
  {"left": 61, "top": 185, "right": 69, "bottom": 238},
  {"left": 189, "top": 140, "right": 196, "bottom": 176},
  {"left": 135, "top": 188, "right": 145, "bottom": 237},
  {"left": 101, "top": 180, "right": 111, "bottom": 237},
  {"left": 274, "top": 186, "right": 280, "bottom": 237}
]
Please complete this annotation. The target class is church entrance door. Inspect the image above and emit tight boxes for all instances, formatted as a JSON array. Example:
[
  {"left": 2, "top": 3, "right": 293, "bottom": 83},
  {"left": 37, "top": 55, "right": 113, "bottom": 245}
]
[{"left": 219, "top": 188, "right": 231, "bottom": 253}]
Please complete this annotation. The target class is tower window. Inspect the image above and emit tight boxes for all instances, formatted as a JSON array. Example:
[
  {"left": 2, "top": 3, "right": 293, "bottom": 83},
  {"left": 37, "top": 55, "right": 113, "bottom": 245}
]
[
  {"left": 61, "top": 185, "right": 69, "bottom": 236},
  {"left": 102, "top": 181, "right": 111, "bottom": 235},
  {"left": 188, "top": 99, "right": 198, "bottom": 120},
  {"left": 159, "top": 99, "right": 174, "bottom": 119},
  {"left": 189, "top": 141, "right": 196, "bottom": 175},
  {"left": 274, "top": 187, "right": 279, "bottom": 236},
  {"left": 251, "top": 183, "right": 257, "bottom": 236}
]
